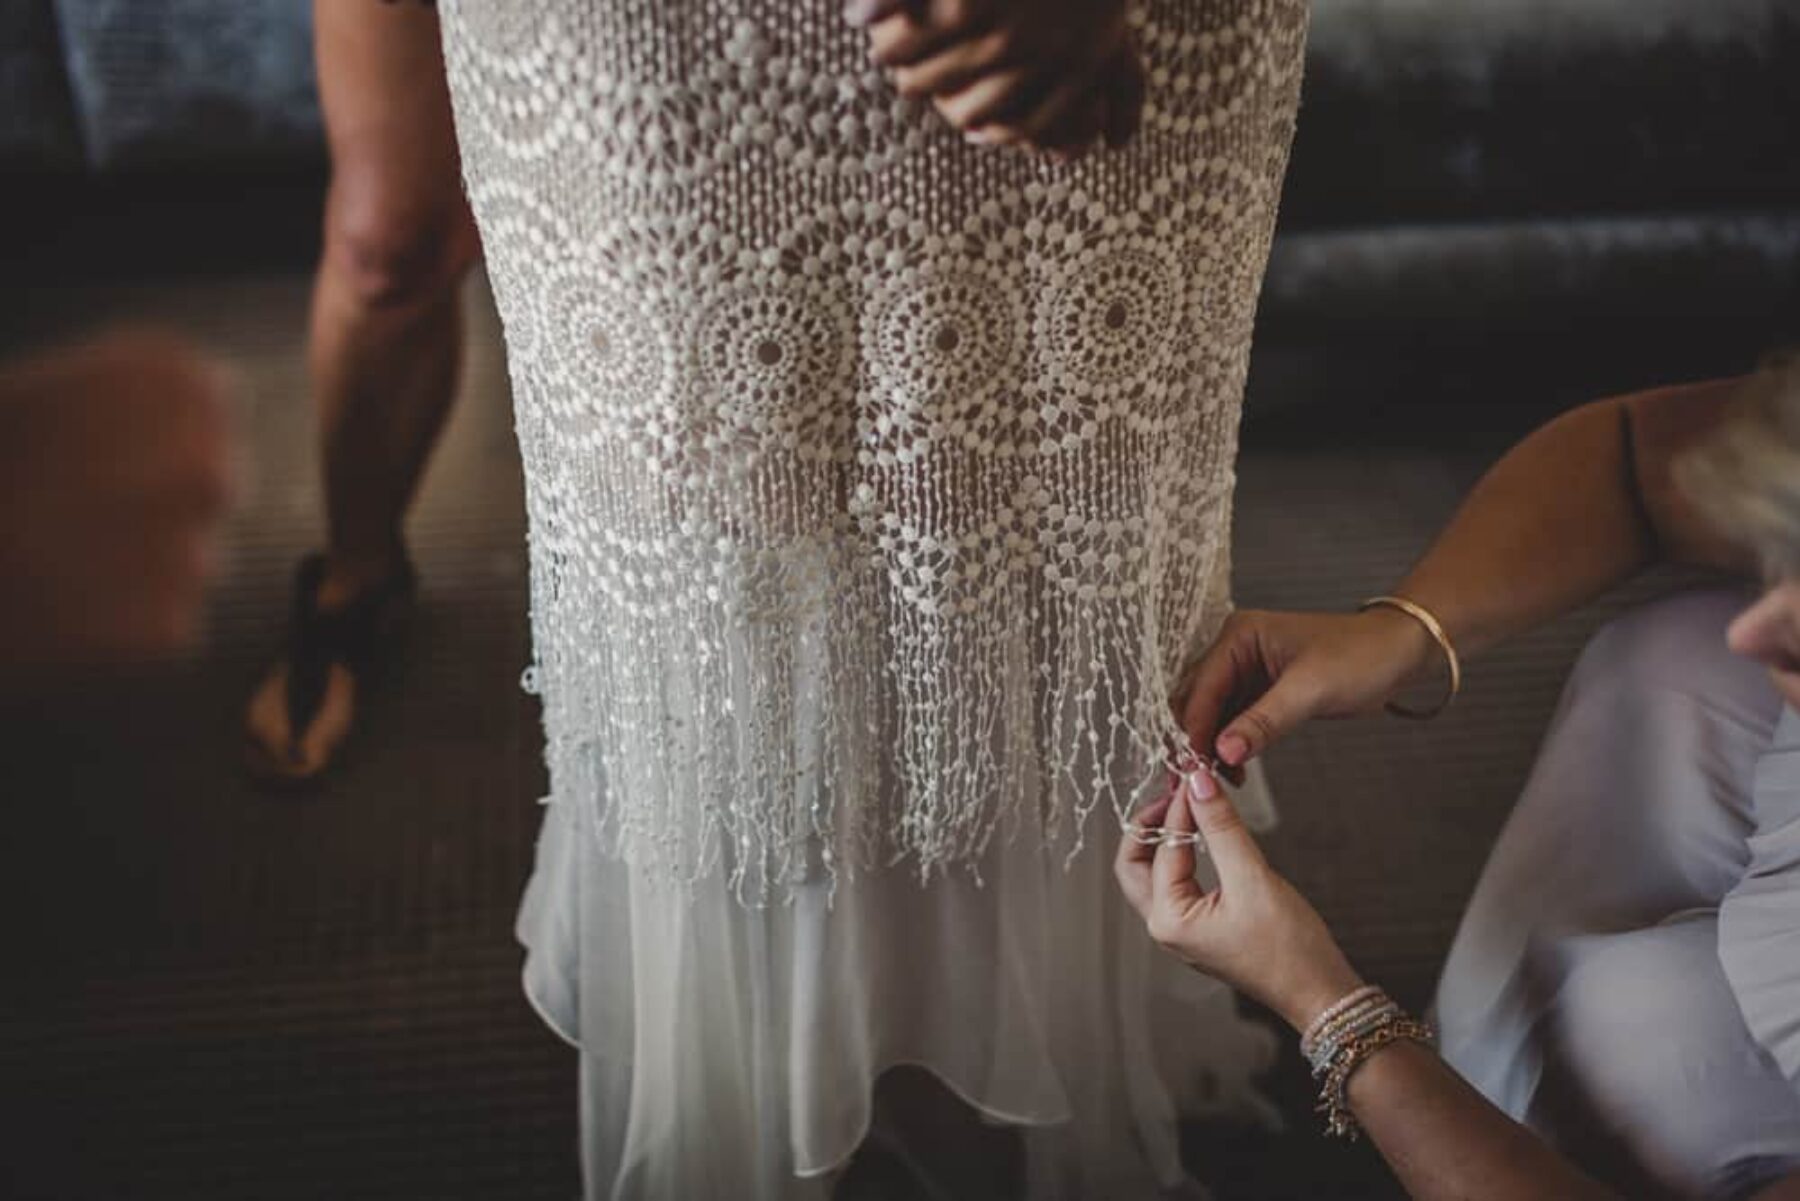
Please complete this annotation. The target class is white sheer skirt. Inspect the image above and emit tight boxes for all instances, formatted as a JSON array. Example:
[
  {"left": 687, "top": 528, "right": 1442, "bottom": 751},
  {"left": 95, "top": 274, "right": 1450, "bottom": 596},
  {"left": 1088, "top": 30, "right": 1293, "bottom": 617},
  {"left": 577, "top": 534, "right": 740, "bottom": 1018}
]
[{"left": 518, "top": 768, "right": 1280, "bottom": 1200}]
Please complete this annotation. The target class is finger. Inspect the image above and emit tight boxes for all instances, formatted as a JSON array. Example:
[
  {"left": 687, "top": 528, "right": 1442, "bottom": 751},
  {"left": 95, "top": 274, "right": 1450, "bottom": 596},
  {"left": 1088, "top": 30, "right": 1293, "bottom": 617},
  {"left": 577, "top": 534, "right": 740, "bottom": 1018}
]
[
  {"left": 1151, "top": 780, "right": 1203, "bottom": 905},
  {"left": 1016, "top": 73, "right": 1105, "bottom": 153},
  {"left": 1215, "top": 672, "right": 1319, "bottom": 768},
  {"left": 867, "top": 0, "right": 990, "bottom": 67},
  {"left": 1134, "top": 789, "right": 1175, "bottom": 832},
  {"left": 843, "top": 0, "right": 913, "bottom": 27},
  {"left": 928, "top": 57, "right": 1051, "bottom": 132},
  {"left": 1088, "top": 89, "right": 1111, "bottom": 156},
  {"left": 928, "top": 69, "right": 1029, "bottom": 132},
  {"left": 890, "top": 28, "right": 1014, "bottom": 99},
  {"left": 868, "top": 14, "right": 951, "bottom": 68},
  {"left": 1115, "top": 837, "right": 1152, "bottom": 916},
  {"left": 1185, "top": 780, "right": 1268, "bottom": 893},
  {"left": 1114, "top": 791, "right": 1173, "bottom": 916},
  {"left": 1100, "top": 45, "right": 1146, "bottom": 148},
  {"left": 1123, "top": 791, "right": 1174, "bottom": 868},
  {"left": 1177, "top": 618, "right": 1259, "bottom": 766}
]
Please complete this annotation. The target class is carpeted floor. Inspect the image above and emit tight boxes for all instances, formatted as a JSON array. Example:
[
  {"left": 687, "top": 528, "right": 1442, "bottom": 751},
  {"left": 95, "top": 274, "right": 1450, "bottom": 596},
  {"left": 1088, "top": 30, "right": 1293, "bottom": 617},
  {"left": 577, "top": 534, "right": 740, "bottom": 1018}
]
[{"left": 0, "top": 268, "right": 1692, "bottom": 1200}]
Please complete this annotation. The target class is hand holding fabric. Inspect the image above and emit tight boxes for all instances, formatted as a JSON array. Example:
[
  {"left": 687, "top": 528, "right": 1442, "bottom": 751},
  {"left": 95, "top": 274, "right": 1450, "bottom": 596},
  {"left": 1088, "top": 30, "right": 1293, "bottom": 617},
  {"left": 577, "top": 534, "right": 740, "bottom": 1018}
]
[
  {"left": 846, "top": 0, "right": 1146, "bottom": 155},
  {"left": 1176, "top": 607, "right": 1437, "bottom": 771},
  {"left": 1115, "top": 771, "right": 1364, "bottom": 1031}
]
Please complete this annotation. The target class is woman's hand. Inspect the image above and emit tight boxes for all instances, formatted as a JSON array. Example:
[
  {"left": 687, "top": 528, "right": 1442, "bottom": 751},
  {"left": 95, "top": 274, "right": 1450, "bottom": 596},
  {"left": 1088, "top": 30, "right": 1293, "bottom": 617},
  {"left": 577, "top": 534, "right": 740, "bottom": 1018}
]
[
  {"left": 1115, "top": 773, "right": 1364, "bottom": 1031},
  {"left": 846, "top": 0, "right": 1145, "bottom": 155},
  {"left": 1177, "top": 607, "right": 1438, "bottom": 773}
]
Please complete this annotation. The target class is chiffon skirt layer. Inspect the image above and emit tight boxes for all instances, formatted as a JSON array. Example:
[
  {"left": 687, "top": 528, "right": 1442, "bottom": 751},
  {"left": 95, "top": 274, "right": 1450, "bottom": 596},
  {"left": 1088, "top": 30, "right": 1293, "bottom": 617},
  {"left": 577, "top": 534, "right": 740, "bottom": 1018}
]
[
  {"left": 1435, "top": 588, "right": 1800, "bottom": 1200},
  {"left": 518, "top": 771, "right": 1281, "bottom": 1201}
]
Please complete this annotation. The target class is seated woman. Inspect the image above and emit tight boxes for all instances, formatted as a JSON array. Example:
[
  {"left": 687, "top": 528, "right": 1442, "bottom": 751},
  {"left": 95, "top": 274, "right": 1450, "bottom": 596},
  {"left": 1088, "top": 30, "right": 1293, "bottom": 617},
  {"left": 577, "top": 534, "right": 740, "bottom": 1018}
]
[{"left": 1119, "top": 357, "right": 1800, "bottom": 1199}]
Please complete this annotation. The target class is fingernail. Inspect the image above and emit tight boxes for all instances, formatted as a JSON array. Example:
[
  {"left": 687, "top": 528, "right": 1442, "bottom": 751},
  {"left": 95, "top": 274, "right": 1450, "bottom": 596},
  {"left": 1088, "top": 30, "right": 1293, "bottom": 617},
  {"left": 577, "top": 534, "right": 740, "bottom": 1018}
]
[
  {"left": 1218, "top": 732, "right": 1249, "bottom": 765},
  {"left": 1187, "top": 769, "right": 1216, "bottom": 801}
]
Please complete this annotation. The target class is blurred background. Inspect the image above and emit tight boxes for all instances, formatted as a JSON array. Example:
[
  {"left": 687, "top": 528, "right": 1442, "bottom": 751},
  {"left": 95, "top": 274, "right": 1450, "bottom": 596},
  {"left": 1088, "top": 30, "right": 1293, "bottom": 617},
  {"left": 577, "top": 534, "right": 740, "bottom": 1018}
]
[{"left": 1, "top": 2, "right": 1796, "bottom": 1198}]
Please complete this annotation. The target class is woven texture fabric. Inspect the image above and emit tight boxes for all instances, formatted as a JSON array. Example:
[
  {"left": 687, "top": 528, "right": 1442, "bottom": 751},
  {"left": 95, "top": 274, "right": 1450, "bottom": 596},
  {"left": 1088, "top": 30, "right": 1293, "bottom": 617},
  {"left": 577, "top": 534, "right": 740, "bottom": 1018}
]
[{"left": 441, "top": 0, "right": 1308, "bottom": 896}]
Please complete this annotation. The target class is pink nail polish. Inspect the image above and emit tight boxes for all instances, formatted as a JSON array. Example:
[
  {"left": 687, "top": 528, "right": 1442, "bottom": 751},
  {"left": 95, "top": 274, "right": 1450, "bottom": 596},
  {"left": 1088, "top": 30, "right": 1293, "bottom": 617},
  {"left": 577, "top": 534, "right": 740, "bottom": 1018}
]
[{"left": 1218, "top": 732, "right": 1248, "bottom": 765}]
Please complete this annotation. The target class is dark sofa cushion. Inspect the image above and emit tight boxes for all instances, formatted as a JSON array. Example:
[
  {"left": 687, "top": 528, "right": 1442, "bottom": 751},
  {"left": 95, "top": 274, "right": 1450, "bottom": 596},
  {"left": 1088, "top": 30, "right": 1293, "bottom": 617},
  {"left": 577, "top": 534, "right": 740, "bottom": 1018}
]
[
  {"left": 1263, "top": 213, "right": 1800, "bottom": 337},
  {"left": 0, "top": 0, "right": 82, "bottom": 169},
  {"left": 1285, "top": 0, "right": 1800, "bottom": 229},
  {"left": 55, "top": 0, "right": 322, "bottom": 170}
]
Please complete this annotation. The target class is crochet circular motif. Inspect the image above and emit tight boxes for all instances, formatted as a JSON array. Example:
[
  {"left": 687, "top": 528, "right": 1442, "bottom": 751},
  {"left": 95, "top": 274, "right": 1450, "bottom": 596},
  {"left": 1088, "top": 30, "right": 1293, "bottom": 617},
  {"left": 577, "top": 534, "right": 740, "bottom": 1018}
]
[
  {"left": 1041, "top": 244, "right": 1182, "bottom": 396},
  {"left": 694, "top": 276, "right": 856, "bottom": 448},
  {"left": 867, "top": 261, "right": 1025, "bottom": 431},
  {"left": 542, "top": 260, "right": 674, "bottom": 430}
]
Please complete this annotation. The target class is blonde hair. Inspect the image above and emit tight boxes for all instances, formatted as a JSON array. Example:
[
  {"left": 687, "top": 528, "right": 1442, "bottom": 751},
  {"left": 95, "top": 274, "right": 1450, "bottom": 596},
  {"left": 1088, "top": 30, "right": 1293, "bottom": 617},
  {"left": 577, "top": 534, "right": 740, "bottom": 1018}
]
[{"left": 1677, "top": 353, "right": 1800, "bottom": 577}]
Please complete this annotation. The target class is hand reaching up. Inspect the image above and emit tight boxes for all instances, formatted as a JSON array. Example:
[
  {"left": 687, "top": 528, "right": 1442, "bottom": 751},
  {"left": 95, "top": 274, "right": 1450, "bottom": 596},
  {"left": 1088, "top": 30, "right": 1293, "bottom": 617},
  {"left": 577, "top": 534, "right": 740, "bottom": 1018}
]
[{"left": 846, "top": 0, "right": 1146, "bottom": 156}]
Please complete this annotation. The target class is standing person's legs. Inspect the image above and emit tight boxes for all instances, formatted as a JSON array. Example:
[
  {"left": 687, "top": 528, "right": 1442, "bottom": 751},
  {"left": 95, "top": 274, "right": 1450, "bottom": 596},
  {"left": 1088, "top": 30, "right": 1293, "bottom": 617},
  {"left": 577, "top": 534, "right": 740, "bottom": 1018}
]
[
  {"left": 245, "top": 0, "right": 477, "bottom": 781},
  {"left": 1434, "top": 588, "right": 1784, "bottom": 1117}
]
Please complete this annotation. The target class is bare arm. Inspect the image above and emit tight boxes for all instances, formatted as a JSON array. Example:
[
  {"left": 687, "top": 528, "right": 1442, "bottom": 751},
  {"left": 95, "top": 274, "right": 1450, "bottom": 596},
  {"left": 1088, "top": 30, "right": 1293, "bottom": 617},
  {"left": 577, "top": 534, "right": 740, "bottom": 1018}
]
[
  {"left": 1396, "top": 378, "right": 1752, "bottom": 659},
  {"left": 1348, "top": 1040, "right": 1613, "bottom": 1201},
  {"left": 1180, "top": 377, "right": 1759, "bottom": 767}
]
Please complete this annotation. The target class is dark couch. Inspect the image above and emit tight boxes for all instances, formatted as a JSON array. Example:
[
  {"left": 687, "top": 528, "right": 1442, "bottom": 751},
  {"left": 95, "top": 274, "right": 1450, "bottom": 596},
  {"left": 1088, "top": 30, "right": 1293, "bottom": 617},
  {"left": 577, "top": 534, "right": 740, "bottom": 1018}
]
[
  {"left": 1265, "top": 0, "right": 1800, "bottom": 409},
  {"left": 2, "top": 0, "right": 317, "bottom": 171},
  {"left": 7, "top": 0, "right": 1797, "bottom": 402}
]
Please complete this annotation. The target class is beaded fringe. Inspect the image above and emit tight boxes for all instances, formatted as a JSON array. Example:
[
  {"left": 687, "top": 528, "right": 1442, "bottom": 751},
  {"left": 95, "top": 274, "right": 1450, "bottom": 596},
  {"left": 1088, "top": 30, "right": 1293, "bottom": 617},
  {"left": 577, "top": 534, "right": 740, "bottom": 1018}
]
[{"left": 441, "top": 0, "right": 1310, "bottom": 899}]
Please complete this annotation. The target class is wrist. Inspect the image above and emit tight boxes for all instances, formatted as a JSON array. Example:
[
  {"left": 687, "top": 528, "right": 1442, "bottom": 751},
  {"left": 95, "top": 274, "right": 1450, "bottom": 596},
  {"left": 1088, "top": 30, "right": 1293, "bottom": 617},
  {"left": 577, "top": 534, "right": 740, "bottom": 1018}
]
[
  {"left": 1276, "top": 961, "right": 1368, "bottom": 1033},
  {"left": 1353, "top": 603, "right": 1436, "bottom": 682}
]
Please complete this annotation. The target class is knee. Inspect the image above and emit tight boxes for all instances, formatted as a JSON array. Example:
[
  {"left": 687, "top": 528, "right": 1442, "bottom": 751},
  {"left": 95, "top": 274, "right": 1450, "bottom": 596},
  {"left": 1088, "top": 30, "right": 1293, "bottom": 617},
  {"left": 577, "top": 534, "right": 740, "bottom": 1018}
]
[
  {"left": 1546, "top": 918, "right": 1800, "bottom": 1194},
  {"left": 325, "top": 178, "right": 475, "bottom": 312},
  {"left": 1568, "top": 589, "right": 1760, "bottom": 708}
]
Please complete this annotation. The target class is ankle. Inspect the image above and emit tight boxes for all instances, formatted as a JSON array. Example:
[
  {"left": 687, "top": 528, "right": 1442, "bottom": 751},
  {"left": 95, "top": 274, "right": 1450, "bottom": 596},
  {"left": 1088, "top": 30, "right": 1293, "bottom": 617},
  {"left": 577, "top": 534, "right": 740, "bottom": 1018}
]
[{"left": 316, "top": 548, "right": 408, "bottom": 610}]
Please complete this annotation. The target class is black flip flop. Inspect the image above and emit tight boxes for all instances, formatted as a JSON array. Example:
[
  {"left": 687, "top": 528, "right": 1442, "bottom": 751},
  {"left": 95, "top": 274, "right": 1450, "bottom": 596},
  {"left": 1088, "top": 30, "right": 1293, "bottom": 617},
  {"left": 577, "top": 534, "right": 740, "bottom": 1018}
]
[{"left": 244, "top": 551, "right": 416, "bottom": 787}]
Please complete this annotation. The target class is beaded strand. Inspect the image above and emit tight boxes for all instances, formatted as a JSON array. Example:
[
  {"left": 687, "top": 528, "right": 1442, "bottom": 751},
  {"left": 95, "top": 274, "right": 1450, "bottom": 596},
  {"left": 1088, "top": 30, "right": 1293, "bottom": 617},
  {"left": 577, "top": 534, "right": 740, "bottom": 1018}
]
[{"left": 1301, "top": 986, "right": 1435, "bottom": 1140}]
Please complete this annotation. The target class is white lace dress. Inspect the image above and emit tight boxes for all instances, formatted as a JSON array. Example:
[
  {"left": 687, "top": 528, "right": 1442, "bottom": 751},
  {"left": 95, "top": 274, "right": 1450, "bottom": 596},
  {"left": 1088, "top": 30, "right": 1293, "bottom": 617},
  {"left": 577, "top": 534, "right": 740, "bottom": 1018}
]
[{"left": 437, "top": 2, "right": 1308, "bottom": 1196}]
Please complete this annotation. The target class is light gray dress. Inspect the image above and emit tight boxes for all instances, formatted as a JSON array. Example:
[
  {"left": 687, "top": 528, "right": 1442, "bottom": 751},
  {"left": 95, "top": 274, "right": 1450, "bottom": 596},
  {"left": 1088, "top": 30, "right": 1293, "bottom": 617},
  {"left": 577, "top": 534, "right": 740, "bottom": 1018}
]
[{"left": 1437, "top": 588, "right": 1800, "bottom": 1200}]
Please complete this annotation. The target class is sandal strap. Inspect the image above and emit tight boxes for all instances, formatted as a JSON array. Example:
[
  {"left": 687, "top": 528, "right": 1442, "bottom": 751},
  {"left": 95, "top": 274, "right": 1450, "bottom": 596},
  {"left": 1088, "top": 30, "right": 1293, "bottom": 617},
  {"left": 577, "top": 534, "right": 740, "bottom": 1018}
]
[{"left": 282, "top": 553, "right": 417, "bottom": 737}]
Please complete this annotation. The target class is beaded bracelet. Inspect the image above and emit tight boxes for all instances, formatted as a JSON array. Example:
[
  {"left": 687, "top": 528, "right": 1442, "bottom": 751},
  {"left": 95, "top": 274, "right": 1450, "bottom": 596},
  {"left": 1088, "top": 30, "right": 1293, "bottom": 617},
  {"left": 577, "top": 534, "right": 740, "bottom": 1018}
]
[
  {"left": 1306, "top": 997, "right": 1404, "bottom": 1077},
  {"left": 1303, "top": 990, "right": 1394, "bottom": 1057},
  {"left": 1299, "top": 984, "right": 1384, "bottom": 1059},
  {"left": 1317, "top": 1017, "right": 1435, "bottom": 1139}
]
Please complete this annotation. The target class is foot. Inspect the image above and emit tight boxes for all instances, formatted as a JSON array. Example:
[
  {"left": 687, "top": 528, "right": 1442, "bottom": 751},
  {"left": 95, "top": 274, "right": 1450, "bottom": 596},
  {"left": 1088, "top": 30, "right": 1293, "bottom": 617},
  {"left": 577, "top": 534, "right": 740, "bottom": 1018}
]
[{"left": 243, "top": 551, "right": 415, "bottom": 786}]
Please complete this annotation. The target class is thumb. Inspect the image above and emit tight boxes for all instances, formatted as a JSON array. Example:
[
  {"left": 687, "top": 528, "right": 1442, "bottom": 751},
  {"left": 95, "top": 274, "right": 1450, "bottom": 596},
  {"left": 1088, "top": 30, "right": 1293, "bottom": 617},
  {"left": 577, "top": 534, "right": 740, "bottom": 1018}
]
[
  {"left": 1215, "top": 672, "right": 1319, "bottom": 768},
  {"left": 1185, "top": 779, "right": 1268, "bottom": 893}
]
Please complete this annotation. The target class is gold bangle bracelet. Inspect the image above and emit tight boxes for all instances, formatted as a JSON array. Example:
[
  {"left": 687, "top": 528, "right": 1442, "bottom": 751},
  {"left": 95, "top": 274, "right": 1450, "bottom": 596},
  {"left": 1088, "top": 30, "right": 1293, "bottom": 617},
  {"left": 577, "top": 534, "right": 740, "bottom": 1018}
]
[{"left": 1359, "top": 595, "right": 1461, "bottom": 720}]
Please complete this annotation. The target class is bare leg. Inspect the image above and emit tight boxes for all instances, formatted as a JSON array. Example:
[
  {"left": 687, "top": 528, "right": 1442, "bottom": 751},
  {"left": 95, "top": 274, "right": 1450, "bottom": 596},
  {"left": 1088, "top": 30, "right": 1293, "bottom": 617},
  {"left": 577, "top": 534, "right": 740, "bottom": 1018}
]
[
  {"left": 311, "top": 0, "right": 476, "bottom": 600},
  {"left": 245, "top": 0, "right": 477, "bottom": 780}
]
